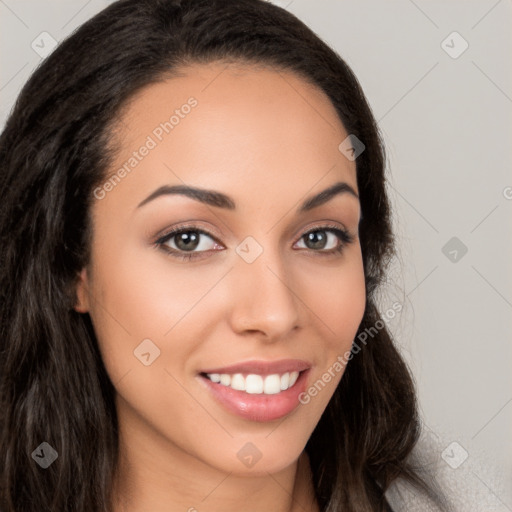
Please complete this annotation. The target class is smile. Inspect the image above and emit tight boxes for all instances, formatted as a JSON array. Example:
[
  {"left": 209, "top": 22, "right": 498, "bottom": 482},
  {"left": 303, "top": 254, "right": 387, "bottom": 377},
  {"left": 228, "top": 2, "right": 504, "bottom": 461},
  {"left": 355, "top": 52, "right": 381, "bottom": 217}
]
[
  {"left": 197, "top": 359, "right": 311, "bottom": 422},
  {"left": 203, "top": 371, "right": 300, "bottom": 394}
]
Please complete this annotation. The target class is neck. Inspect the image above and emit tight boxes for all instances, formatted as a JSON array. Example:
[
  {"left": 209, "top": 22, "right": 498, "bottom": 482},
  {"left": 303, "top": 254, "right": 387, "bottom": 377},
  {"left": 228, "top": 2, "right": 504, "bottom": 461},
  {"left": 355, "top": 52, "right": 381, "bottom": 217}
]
[
  {"left": 111, "top": 398, "right": 319, "bottom": 512},
  {"left": 113, "top": 450, "right": 319, "bottom": 512}
]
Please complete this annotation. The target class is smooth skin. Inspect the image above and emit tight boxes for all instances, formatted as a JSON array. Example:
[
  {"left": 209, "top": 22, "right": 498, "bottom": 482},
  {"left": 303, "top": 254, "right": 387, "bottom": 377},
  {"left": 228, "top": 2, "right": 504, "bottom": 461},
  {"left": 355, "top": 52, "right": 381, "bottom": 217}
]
[{"left": 74, "top": 62, "right": 366, "bottom": 512}]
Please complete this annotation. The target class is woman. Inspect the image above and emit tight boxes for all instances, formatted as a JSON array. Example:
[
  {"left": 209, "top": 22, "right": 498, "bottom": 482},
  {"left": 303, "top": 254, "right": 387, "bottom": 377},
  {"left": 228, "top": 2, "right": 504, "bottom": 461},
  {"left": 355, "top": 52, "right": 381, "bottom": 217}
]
[{"left": 0, "top": 0, "right": 450, "bottom": 510}]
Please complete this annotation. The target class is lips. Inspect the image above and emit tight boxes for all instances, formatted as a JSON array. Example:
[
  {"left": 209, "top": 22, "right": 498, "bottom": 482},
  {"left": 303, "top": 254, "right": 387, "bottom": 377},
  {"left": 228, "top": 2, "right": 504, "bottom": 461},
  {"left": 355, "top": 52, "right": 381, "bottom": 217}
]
[
  {"left": 198, "top": 368, "right": 311, "bottom": 422},
  {"left": 196, "top": 359, "right": 312, "bottom": 422},
  {"left": 198, "top": 358, "right": 311, "bottom": 376}
]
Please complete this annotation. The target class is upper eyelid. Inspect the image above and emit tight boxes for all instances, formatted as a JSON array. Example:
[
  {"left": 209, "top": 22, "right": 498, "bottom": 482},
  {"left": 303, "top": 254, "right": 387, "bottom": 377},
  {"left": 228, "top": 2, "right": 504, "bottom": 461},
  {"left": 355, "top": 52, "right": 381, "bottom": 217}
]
[{"left": 156, "top": 226, "right": 220, "bottom": 245}]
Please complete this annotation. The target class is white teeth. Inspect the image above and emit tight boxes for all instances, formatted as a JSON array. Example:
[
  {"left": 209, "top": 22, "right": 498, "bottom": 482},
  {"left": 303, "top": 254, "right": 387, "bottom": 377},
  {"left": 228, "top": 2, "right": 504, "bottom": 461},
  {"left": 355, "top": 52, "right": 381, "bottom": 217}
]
[
  {"left": 245, "top": 374, "right": 263, "bottom": 394},
  {"left": 230, "top": 373, "right": 245, "bottom": 391},
  {"left": 219, "top": 374, "right": 231, "bottom": 386},
  {"left": 263, "top": 374, "right": 281, "bottom": 394},
  {"left": 205, "top": 370, "right": 302, "bottom": 394},
  {"left": 280, "top": 372, "right": 290, "bottom": 390}
]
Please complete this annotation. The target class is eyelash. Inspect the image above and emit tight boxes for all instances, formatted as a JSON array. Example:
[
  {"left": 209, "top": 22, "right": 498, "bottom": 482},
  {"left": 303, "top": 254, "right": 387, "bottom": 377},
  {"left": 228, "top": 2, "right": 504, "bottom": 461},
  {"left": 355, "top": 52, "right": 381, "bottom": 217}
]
[{"left": 154, "top": 223, "right": 355, "bottom": 261}]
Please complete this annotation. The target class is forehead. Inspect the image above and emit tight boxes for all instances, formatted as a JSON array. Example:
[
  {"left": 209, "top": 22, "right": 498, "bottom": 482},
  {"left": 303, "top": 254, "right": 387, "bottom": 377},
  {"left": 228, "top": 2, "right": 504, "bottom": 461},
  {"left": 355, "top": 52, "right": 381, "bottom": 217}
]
[
  {"left": 119, "top": 60, "right": 342, "bottom": 128},
  {"left": 101, "top": 61, "right": 357, "bottom": 208}
]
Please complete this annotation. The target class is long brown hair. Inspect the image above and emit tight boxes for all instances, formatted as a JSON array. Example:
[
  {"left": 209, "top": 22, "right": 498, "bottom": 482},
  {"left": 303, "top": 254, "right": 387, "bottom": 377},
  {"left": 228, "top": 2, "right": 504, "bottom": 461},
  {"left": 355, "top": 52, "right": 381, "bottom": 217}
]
[{"left": 0, "top": 1, "right": 449, "bottom": 510}]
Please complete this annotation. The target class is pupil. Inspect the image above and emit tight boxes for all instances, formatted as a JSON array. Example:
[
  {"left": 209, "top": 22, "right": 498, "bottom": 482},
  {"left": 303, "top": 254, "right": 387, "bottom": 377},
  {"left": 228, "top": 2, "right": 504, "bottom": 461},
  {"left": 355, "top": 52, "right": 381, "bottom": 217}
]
[
  {"left": 306, "top": 231, "right": 326, "bottom": 250},
  {"left": 176, "top": 231, "right": 199, "bottom": 251}
]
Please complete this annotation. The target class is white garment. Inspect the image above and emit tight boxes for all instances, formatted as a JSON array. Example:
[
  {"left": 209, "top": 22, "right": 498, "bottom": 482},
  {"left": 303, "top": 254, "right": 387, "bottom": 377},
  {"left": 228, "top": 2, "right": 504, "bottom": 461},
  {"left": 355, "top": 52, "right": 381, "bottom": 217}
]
[{"left": 385, "top": 429, "right": 511, "bottom": 512}]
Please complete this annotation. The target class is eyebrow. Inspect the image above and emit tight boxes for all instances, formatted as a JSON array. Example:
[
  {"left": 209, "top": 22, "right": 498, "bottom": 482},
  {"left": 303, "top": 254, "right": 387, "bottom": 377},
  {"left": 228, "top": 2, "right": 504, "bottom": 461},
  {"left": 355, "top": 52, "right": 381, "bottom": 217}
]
[{"left": 136, "top": 181, "right": 359, "bottom": 212}]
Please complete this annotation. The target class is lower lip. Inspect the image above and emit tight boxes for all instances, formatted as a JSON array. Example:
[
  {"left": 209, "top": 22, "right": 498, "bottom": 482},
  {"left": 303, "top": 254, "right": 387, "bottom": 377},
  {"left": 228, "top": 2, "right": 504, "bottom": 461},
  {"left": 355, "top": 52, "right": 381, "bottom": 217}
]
[{"left": 198, "top": 370, "right": 310, "bottom": 422}]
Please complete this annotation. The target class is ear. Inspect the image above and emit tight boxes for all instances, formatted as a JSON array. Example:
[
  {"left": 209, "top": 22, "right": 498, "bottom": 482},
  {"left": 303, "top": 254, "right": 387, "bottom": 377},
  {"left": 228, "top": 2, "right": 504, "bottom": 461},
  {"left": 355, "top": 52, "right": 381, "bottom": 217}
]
[{"left": 73, "top": 268, "right": 91, "bottom": 313}]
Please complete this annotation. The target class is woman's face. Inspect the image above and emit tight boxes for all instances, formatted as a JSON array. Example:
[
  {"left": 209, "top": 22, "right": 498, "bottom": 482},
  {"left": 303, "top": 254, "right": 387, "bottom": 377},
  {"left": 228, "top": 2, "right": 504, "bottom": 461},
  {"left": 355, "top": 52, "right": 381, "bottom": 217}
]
[{"left": 75, "top": 62, "right": 366, "bottom": 477}]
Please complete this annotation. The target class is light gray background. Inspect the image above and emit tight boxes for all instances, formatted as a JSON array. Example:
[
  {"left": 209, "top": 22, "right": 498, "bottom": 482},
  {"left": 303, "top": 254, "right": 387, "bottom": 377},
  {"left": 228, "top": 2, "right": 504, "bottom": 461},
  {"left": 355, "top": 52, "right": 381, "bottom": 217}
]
[{"left": 1, "top": 0, "right": 511, "bottom": 508}]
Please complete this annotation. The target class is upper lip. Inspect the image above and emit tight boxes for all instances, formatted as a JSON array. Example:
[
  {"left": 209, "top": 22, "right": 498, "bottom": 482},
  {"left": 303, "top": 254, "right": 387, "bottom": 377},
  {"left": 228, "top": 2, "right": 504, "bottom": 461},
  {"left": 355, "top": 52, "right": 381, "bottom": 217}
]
[{"left": 199, "top": 359, "right": 311, "bottom": 376}]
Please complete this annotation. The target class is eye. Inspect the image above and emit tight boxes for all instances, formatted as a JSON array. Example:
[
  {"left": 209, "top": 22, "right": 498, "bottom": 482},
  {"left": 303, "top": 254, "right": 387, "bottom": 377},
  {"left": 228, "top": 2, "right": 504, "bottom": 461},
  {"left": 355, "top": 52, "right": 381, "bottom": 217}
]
[
  {"left": 155, "top": 223, "right": 355, "bottom": 262},
  {"left": 294, "top": 225, "right": 354, "bottom": 255},
  {"left": 155, "top": 226, "right": 222, "bottom": 261}
]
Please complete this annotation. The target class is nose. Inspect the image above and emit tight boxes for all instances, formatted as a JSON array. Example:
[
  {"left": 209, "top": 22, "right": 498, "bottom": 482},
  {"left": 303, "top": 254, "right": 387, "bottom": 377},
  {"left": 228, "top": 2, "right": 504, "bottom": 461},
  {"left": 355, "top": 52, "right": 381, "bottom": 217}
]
[{"left": 227, "top": 245, "right": 301, "bottom": 341}]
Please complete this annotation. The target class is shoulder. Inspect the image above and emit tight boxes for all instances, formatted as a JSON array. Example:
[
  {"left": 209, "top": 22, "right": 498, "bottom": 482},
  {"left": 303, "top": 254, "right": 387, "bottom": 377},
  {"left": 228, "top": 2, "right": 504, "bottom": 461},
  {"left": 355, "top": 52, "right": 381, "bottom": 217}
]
[{"left": 385, "top": 429, "right": 509, "bottom": 512}]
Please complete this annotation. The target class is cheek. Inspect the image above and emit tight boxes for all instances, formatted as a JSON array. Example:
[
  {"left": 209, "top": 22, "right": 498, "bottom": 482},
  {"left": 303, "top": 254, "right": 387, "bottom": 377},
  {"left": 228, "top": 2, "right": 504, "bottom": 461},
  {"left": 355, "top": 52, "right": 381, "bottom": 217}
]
[
  {"left": 86, "top": 241, "right": 230, "bottom": 381},
  {"left": 304, "top": 249, "right": 366, "bottom": 349},
  {"left": 89, "top": 242, "right": 204, "bottom": 331},
  {"left": 290, "top": 248, "right": 366, "bottom": 396},
  {"left": 85, "top": 245, "right": 219, "bottom": 451}
]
